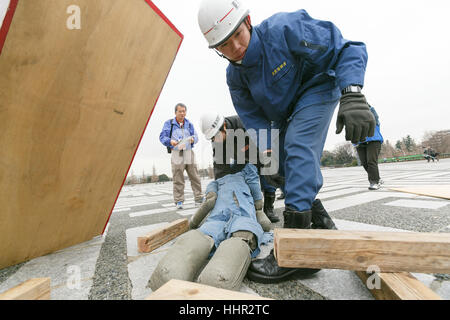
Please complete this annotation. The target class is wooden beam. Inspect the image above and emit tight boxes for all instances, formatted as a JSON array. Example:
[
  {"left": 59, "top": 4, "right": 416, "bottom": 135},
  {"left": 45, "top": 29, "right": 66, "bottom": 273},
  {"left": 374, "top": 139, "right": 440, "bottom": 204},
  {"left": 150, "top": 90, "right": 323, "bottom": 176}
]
[
  {"left": 355, "top": 271, "right": 442, "bottom": 300},
  {"left": 389, "top": 186, "right": 450, "bottom": 200},
  {"left": 274, "top": 229, "right": 450, "bottom": 273},
  {"left": 138, "top": 218, "right": 189, "bottom": 253},
  {"left": 146, "top": 279, "right": 272, "bottom": 300},
  {"left": 0, "top": 278, "right": 50, "bottom": 300}
]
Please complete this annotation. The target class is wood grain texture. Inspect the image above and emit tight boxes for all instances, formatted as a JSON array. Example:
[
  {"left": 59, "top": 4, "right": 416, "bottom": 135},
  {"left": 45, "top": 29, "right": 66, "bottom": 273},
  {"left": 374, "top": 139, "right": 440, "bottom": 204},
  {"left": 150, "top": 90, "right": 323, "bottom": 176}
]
[
  {"left": 355, "top": 271, "right": 442, "bottom": 300},
  {"left": 274, "top": 229, "right": 450, "bottom": 273},
  {"left": 0, "top": 278, "right": 51, "bottom": 300},
  {"left": 389, "top": 186, "right": 450, "bottom": 200},
  {"left": 0, "top": 0, "right": 182, "bottom": 268},
  {"left": 146, "top": 279, "right": 272, "bottom": 300},
  {"left": 138, "top": 218, "right": 189, "bottom": 253}
]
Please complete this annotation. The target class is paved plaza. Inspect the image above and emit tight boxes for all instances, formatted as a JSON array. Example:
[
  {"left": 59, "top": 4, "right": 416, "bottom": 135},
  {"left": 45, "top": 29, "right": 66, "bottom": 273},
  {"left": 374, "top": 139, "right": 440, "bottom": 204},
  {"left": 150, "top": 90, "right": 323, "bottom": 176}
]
[{"left": 1, "top": 159, "right": 450, "bottom": 300}]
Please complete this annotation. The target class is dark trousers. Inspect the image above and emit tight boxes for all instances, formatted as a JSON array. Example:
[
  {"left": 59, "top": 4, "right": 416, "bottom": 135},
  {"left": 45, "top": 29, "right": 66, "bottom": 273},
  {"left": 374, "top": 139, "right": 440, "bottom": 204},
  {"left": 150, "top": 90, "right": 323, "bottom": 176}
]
[{"left": 356, "top": 141, "right": 381, "bottom": 184}]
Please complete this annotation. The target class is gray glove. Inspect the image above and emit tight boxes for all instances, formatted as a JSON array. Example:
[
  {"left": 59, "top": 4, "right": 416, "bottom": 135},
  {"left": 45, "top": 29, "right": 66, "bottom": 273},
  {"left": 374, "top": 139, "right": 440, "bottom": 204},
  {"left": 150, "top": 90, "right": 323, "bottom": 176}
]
[
  {"left": 336, "top": 92, "right": 376, "bottom": 144},
  {"left": 189, "top": 192, "right": 217, "bottom": 229}
]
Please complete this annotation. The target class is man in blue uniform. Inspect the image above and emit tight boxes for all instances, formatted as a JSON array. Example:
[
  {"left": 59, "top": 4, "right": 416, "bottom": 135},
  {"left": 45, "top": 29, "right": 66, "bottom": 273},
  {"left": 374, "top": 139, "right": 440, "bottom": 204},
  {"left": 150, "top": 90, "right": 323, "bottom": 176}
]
[{"left": 198, "top": 0, "right": 372, "bottom": 283}]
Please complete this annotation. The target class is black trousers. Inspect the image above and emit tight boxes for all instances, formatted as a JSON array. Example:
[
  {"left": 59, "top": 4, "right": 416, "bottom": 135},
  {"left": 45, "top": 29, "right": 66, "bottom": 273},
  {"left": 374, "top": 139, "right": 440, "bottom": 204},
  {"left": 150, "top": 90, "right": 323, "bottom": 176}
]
[{"left": 356, "top": 141, "right": 381, "bottom": 184}]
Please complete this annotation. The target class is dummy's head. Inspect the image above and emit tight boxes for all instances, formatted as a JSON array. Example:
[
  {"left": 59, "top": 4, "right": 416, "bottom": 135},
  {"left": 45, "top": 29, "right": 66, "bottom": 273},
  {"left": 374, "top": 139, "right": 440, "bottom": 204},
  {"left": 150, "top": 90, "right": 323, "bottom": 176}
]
[{"left": 200, "top": 113, "right": 226, "bottom": 142}]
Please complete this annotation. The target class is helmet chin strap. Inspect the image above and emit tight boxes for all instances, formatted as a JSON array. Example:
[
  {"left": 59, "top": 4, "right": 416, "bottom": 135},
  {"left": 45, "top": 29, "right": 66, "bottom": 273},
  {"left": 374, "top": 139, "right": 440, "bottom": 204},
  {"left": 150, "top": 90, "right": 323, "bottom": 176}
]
[{"left": 213, "top": 16, "right": 252, "bottom": 66}]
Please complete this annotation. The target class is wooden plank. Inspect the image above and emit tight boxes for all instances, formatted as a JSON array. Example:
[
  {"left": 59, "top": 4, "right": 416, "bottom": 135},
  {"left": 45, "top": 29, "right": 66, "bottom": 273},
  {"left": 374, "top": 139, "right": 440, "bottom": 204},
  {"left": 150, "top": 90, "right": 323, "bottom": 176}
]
[
  {"left": 138, "top": 218, "right": 189, "bottom": 253},
  {"left": 0, "top": 278, "right": 50, "bottom": 300},
  {"left": 0, "top": 0, "right": 182, "bottom": 269},
  {"left": 146, "top": 279, "right": 272, "bottom": 300},
  {"left": 355, "top": 271, "right": 442, "bottom": 300},
  {"left": 389, "top": 186, "right": 450, "bottom": 200},
  {"left": 274, "top": 229, "right": 450, "bottom": 273}
]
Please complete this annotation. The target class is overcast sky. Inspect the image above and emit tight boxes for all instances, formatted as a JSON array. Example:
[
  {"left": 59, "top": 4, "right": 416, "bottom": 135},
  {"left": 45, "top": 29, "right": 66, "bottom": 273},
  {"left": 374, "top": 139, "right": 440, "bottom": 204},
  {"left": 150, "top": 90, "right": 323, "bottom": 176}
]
[
  {"left": 4, "top": 1, "right": 448, "bottom": 177},
  {"left": 129, "top": 0, "right": 449, "bottom": 177}
]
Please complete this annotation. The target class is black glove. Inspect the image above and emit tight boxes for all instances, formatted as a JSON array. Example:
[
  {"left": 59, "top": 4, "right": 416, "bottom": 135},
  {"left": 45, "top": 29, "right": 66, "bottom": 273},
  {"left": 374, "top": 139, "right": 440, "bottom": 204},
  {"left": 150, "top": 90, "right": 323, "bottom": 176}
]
[
  {"left": 336, "top": 92, "right": 376, "bottom": 144},
  {"left": 259, "top": 150, "right": 285, "bottom": 188}
]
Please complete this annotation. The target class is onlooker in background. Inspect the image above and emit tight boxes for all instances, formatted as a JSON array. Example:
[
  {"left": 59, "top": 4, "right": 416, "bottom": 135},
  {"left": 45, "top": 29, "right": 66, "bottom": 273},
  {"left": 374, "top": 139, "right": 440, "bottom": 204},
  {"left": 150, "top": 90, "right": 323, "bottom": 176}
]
[
  {"left": 424, "top": 147, "right": 439, "bottom": 162},
  {"left": 354, "top": 105, "right": 384, "bottom": 190},
  {"left": 159, "top": 103, "right": 203, "bottom": 209}
]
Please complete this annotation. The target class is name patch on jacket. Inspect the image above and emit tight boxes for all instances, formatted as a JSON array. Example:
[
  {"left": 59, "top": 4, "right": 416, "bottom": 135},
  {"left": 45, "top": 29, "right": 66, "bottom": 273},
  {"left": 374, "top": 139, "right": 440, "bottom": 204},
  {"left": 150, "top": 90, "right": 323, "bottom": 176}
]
[{"left": 272, "top": 61, "right": 287, "bottom": 76}]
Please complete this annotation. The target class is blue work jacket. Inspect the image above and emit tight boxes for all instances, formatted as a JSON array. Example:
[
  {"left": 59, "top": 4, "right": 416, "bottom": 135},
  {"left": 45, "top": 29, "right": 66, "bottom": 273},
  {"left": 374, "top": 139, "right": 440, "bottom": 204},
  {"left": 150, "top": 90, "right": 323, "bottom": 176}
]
[
  {"left": 226, "top": 10, "right": 368, "bottom": 148},
  {"left": 198, "top": 164, "right": 272, "bottom": 258},
  {"left": 159, "top": 118, "right": 198, "bottom": 151}
]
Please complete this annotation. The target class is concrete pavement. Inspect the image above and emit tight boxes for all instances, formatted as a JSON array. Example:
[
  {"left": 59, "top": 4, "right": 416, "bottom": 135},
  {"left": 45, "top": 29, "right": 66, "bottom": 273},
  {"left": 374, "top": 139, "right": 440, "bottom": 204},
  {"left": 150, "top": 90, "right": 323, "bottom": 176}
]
[{"left": 1, "top": 159, "right": 449, "bottom": 300}]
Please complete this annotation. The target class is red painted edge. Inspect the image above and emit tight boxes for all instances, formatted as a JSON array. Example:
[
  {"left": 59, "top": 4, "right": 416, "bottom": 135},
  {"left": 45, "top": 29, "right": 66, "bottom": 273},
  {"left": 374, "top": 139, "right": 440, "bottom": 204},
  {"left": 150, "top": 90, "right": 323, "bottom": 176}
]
[
  {"left": 101, "top": 0, "right": 184, "bottom": 234},
  {"left": 0, "top": 0, "right": 19, "bottom": 55},
  {"left": 144, "top": 0, "right": 184, "bottom": 42}
]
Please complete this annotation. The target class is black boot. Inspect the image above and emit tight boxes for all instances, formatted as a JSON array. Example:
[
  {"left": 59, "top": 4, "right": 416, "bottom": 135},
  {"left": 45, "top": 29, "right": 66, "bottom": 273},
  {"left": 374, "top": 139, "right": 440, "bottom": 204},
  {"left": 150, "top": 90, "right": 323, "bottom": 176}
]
[
  {"left": 311, "top": 199, "right": 337, "bottom": 230},
  {"left": 263, "top": 191, "right": 279, "bottom": 223},
  {"left": 246, "top": 207, "right": 319, "bottom": 284}
]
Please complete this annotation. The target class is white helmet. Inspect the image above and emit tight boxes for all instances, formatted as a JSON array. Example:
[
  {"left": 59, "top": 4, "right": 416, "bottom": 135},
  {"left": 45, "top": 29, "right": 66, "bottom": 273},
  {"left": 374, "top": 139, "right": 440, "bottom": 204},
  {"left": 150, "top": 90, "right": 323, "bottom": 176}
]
[
  {"left": 200, "top": 113, "right": 225, "bottom": 140},
  {"left": 198, "top": 0, "right": 250, "bottom": 48}
]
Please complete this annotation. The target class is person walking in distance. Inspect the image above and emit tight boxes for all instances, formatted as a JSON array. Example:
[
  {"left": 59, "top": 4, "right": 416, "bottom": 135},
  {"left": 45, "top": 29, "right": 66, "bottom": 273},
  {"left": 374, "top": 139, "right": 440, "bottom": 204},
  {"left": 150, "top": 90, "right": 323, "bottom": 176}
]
[{"left": 354, "top": 105, "right": 384, "bottom": 190}]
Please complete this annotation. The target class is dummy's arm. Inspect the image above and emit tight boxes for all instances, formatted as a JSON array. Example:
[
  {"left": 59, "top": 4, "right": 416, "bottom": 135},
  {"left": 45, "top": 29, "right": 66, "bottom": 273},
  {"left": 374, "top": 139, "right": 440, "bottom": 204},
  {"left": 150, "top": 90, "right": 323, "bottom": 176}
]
[
  {"left": 242, "top": 164, "right": 263, "bottom": 203},
  {"left": 242, "top": 164, "right": 271, "bottom": 231},
  {"left": 189, "top": 181, "right": 218, "bottom": 229}
]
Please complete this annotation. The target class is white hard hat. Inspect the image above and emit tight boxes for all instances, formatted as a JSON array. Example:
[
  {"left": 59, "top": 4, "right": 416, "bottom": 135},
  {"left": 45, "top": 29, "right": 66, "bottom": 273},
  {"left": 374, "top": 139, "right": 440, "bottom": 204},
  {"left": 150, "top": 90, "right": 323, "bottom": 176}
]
[
  {"left": 198, "top": 0, "right": 250, "bottom": 48},
  {"left": 200, "top": 113, "right": 225, "bottom": 140}
]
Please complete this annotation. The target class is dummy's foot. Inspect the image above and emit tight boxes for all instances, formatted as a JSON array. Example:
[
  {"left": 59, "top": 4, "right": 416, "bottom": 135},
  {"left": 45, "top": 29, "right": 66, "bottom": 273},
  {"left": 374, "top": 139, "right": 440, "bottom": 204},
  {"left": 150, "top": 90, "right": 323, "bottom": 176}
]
[
  {"left": 148, "top": 230, "right": 213, "bottom": 291},
  {"left": 197, "top": 237, "right": 251, "bottom": 291}
]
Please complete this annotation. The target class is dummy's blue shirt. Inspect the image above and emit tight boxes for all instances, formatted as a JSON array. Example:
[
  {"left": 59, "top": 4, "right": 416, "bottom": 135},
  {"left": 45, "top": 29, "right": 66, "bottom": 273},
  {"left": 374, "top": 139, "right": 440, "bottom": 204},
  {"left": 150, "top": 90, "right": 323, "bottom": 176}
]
[
  {"left": 198, "top": 164, "right": 272, "bottom": 258},
  {"left": 226, "top": 9, "right": 368, "bottom": 148}
]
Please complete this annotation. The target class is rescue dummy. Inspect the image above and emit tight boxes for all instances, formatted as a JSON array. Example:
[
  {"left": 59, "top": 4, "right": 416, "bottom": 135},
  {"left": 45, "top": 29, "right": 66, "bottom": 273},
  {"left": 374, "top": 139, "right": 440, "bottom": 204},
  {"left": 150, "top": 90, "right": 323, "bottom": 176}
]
[{"left": 148, "top": 163, "right": 272, "bottom": 291}]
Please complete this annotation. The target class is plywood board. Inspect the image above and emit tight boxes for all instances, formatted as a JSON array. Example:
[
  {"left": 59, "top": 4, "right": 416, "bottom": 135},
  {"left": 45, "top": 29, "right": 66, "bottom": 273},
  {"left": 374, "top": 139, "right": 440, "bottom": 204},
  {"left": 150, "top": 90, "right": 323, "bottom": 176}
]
[
  {"left": 138, "top": 218, "right": 189, "bottom": 253},
  {"left": 356, "top": 271, "right": 442, "bottom": 300},
  {"left": 274, "top": 229, "right": 450, "bottom": 273},
  {"left": 0, "top": 0, "right": 183, "bottom": 269},
  {"left": 0, "top": 278, "right": 51, "bottom": 300},
  {"left": 146, "top": 279, "right": 272, "bottom": 300},
  {"left": 389, "top": 186, "right": 450, "bottom": 200},
  {"left": 0, "top": 0, "right": 18, "bottom": 55}
]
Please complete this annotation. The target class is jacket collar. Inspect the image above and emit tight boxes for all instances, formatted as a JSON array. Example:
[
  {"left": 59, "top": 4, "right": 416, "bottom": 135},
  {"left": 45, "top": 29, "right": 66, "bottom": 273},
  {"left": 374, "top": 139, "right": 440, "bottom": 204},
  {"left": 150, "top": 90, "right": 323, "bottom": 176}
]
[{"left": 240, "top": 28, "right": 261, "bottom": 67}]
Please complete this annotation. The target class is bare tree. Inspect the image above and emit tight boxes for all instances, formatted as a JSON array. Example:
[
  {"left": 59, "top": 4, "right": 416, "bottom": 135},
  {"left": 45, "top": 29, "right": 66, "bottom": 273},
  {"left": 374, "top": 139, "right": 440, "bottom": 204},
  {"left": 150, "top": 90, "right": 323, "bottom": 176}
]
[
  {"left": 422, "top": 130, "right": 450, "bottom": 153},
  {"left": 334, "top": 142, "right": 356, "bottom": 165}
]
